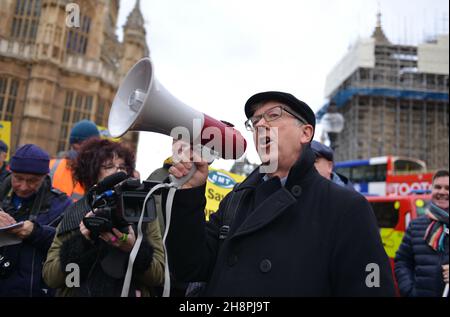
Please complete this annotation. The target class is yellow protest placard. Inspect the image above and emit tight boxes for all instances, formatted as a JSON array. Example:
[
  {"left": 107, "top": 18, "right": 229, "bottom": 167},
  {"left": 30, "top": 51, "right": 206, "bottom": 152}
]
[
  {"left": 0, "top": 121, "right": 12, "bottom": 161},
  {"left": 97, "top": 125, "right": 120, "bottom": 142},
  {"left": 204, "top": 168, "right": 245, "bottom": 220}
]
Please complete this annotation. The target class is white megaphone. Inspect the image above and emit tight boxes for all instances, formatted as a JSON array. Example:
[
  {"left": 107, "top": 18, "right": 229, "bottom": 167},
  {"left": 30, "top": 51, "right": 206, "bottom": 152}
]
[{"left": 108, "top": 57, "right": 246, "bottom": 160}]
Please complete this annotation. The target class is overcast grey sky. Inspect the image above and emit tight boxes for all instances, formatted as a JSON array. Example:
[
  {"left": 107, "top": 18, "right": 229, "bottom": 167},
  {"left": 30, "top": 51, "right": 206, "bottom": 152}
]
[{"left": 115, "top": 0, "right": 449, "bottom": 177}]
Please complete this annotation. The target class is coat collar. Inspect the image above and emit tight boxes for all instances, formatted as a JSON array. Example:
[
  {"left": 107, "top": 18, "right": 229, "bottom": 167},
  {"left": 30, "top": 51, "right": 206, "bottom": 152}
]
[
  {"left": 284, "top": 143, "right": 318, "bottom": 190},
  {"left": 230, "top": 144, "right": 318, "bottom": 240},
  {"left": 231, "top": 186, "right": 297, "bottom": 240},
  {"left": 234, "top": 143, "right": 318, "bottom": 192},
  {"left": 0, "top": 176, "right": 53, "bottom": 217}
]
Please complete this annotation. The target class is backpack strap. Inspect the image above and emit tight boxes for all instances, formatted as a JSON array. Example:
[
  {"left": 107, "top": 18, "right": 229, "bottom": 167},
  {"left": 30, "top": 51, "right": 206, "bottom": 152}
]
[{"left": 218, "top": 184, "right": 246, "bottom": 241}]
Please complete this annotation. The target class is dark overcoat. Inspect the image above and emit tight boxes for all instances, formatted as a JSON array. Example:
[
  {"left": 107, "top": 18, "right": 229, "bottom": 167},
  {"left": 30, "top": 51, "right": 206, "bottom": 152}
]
[{"left": 167, "top": 146, "right": 395, "bottom": 296}]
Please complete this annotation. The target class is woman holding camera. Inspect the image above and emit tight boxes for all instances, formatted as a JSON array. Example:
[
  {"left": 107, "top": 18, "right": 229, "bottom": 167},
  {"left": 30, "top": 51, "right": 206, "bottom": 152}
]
[{"left": 43, "top": 138, "right": 164, "bottom": 296}]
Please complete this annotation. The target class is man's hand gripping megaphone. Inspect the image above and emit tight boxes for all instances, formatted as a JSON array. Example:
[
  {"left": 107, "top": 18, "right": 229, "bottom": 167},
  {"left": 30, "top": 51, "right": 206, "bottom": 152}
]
[{"left": 168, "top": 140, "right": 210, "bottom": 189}]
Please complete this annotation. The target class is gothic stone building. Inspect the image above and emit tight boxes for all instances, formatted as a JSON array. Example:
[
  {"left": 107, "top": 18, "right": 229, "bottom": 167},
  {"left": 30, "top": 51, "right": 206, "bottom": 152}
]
[{"left": 0, "top": 0, "right": 148, "bottom": 156}]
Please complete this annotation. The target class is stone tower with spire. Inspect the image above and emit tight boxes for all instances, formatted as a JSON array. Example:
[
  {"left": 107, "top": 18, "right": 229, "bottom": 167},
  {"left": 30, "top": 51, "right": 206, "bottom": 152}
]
[
  {"left": 318, "top": 12, "right": 449, "bottom": 172},
  {"left": 118, "top": 0, "right": 149, "bottom": 149},
  {"left": 0, "top": 0, "right": 149, "bottom": 156},
  {"left": 120, "top": 0, "right": 149, "bottom": 78}
]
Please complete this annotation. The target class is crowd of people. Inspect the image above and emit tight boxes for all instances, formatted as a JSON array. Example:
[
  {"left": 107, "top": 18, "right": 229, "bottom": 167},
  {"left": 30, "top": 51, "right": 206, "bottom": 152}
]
[{"left": 0, "top": 91, "right": 448, "bottom": 297}]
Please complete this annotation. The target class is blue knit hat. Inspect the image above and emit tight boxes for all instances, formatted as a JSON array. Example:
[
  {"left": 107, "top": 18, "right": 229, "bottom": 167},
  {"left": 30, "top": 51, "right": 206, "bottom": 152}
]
[
  {"left": 10, "top": 144, "right": 50, "bottom": 174},
  {"left": 69, "top": 119, "right": 100, "bottom": 145}
]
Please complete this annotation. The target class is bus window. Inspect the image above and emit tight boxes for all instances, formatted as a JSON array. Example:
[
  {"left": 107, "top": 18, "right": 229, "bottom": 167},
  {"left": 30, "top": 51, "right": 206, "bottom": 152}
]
[
  {"left": 351, "top": 164, "right": 387, "bottom": 182},
  {"left": 374, "top": 164, "right": 387, "bottom": 182},
  {"left": 352, "top": 165, "right": 369, "bottom": 182},
  {"left": 369, "top": 201, "right": 400, "bottom": 228},
  {"left": 394, "top": 159, "right": 425, "bottom": 174},
  {"left": 335, "top": 166, "right": 351, "bottom": 179}
]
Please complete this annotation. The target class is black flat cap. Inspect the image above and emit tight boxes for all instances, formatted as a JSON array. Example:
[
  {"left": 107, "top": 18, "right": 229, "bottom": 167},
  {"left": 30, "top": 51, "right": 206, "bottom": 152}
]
[
  {"left": 244, "top": 91, "right": 316, "bottom": 128},
  {"left": 311, "top": 140, "right": 334, "bottom": 161}
]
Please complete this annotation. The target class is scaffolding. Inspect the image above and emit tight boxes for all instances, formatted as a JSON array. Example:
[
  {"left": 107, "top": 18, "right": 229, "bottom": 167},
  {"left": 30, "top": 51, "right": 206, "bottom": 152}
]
[{"left": 318, "top": 31, "right": 449, "bottom": 171}]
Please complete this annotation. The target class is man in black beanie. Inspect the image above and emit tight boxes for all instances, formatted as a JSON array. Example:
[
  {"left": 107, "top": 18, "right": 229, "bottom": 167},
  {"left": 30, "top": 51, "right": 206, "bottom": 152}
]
[
  {"left": 0, "top": 144, "right": 71, "bottom": 297},
  {"left": 166, "top": 91, "right": 395, "bottom": 296}
]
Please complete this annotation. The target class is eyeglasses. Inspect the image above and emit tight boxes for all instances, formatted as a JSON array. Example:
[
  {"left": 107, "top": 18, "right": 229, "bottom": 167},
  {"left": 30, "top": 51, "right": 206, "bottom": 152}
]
[
  {"left": 244, "top": 105, "right": 307, "bottom": 131},
  {"left": 100, "top": 164, "right": 128, "bottom": 172}
]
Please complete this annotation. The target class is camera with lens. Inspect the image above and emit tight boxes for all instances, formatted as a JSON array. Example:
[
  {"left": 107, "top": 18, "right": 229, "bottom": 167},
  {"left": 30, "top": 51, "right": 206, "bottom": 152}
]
[{"left": 82, "top": 172, "right": 159, "bottom": 238}]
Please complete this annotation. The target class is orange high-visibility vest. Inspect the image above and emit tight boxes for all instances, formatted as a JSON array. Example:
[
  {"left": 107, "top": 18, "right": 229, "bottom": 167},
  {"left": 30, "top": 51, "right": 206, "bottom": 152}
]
[{"left": 49, "top": 158, "right": 84, "bottom": 201}]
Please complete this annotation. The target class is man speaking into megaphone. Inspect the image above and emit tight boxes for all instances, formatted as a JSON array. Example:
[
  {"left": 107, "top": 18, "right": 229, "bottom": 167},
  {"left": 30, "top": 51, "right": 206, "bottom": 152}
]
[
  {"left": 108, "top": 57, "right": 394, "bottom": 296},
  {"left": 165, "top": 91, "right": 395, "bottom": 297}
]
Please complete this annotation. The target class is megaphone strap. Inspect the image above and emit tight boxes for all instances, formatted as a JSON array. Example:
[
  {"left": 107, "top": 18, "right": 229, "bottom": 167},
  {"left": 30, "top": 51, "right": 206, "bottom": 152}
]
[
  {"left": 162, "top": 187, "right": 177, "bottom": 297},
  {"left": 121, "top": 167, "right": 195, "bottom": 297},
  {"left": 121, "top": 182, "right": 168, "bottom": 297}
]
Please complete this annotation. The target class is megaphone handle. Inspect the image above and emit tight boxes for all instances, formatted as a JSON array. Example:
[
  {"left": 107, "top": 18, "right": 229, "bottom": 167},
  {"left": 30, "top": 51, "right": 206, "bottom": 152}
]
[{"left": 169, "top": 164, "right": 197, "bottom": 188}]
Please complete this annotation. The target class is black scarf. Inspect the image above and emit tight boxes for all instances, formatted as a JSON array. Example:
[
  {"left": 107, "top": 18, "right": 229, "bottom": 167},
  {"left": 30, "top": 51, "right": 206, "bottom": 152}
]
[{"left": 57, "top": 197, "right": 91, "bottom": 235}]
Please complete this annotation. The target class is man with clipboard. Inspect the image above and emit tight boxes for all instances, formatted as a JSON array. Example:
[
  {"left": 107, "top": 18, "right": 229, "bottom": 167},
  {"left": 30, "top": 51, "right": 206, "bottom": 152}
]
[{"left": 0, "top": 144, "right": 71, "bottom": 296}]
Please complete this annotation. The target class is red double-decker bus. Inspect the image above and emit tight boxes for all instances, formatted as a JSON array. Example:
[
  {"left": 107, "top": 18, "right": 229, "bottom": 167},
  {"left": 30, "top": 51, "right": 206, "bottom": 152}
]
[
  {"left": 366, "top": 193, "right": 432, "bottom": 295},
  {"left": 334, "top": 156, "right": 434, "bottom": 196}
]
